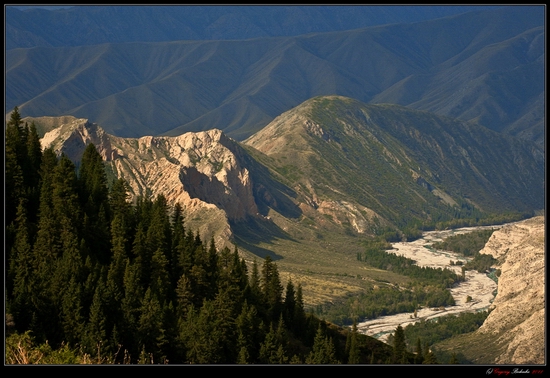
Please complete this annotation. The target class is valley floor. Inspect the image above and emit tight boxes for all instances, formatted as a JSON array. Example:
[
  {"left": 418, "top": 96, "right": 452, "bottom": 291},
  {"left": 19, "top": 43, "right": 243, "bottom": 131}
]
[{"left": 356, "top": 223, "right": 516, "bottom": 343}]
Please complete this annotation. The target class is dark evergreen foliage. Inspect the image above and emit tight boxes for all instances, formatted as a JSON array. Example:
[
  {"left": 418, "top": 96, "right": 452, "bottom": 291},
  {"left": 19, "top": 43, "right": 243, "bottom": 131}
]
[{"left": 4, "top": 138, "right": 439, "bottom": 364}]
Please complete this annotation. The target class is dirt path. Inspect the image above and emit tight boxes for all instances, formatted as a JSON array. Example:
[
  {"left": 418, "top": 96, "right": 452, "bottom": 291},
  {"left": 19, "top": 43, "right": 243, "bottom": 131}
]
[{"left": 357, "top": 224, "right": 508, "bottom": 343}]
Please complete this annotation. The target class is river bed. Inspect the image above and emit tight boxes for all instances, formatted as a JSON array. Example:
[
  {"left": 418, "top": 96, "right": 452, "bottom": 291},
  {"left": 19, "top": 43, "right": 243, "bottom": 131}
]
[{"left": 356, "top": 223, "right": 510, "bottom": 343}]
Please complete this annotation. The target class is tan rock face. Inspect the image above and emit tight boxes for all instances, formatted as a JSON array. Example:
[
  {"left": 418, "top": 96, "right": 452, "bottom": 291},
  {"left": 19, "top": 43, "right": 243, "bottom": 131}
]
[
  {"left": 38, "top": 118, "right": 263, "bottom": 247},
  {"left": 108, "top": 128, "right": 259, "bottom": 222},
  {"left": 477, "top": 215, "right": 545, "bottom": 364}
]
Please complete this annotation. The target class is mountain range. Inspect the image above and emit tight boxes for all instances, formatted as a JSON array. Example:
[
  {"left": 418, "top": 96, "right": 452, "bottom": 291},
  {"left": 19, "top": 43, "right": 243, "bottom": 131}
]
[
  {"left": 6, "top": 6, "right": 544, "bottom": 147},
  {"left": 5, "top": 5, "right": 499, "bottom": 49},
  {"left": 5, "top": 5, "right": 546, "bottom": 364},
  {"left": 30, "top": 96, "right": 544, "bottom": 273}
]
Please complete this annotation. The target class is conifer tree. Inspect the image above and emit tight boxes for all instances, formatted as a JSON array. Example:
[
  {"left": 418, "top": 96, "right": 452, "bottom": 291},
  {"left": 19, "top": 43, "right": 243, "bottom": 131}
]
[
  {"left": 259, "top": 322, "right": 285, "bottom": 364},
  {"left": 176, "top": 229, "right": 196, "bottom": 277},
  {"left": 292, "top": 283, "right": 306, "bottom": 337},
  {"left": 60, "top": 277, "right": 85, "bottom": 346},
  {"left": 237, "top": 346, "right": 251, "bottom": 364},
  {"left": 103, "top": 214, "right": 128, "bottom": 347},
  {"left": 205, "top": 238, "right": 219, "bottom": 297},
  {"left": 120, "top": 258, "right": 143, "bottom": 360},
  {"left": 170, "top": 203, "right": 186, "bottom": 287},
  {"left": 84, "top": 275, "right": 109, "bottom": 357},
  {"left": 283, "top": 278, "right": 296, "bottom": 326},
  {"left": 414, "top": 337, "right": 424, "bottom": 364},
  {"left": 132, "top": 222, "right": 151, "bottom": 289},
  {"left": 138, "top": 287, "right": 167, "bottom": 363},
  {"left": 52, "top": 154, "right": 81, "bottom": 230},
  {"left": 347, "top": 320, "right": 360, "bottom": 364},
  {"left": 5, "top": 107, "right": 27, "bottom": 248},
  {"left": 23, "top": 121, "right": 42, "bottom": 226},
  {"left": 235, "top": 300, "right": 258, "bottom": 363},
  {"left": 392, "top": 324, "right": 407, "bottom": 364},
  {"left": 246, "top": 258, "right": 264, "bottom": 313},
  {"left": 9, "top": 199, "right": 36, "bottom": 332},
  {"left": 181, "top": 298, "right": 230, "bottom": 364},
  {"left": 175, "top": 274, "right": 195, "bottom": 318},
  {"left": 306, "top": 325, "right": 339, "bottom": 364},
  {"left": 261, "top": 255, "right": 283, "bottom": 321},
  {"left": 423, "top": 346, "right": 438, "bottom": 364},
  {"left": 150, "top": 247, "right": 171, "bottom": 303}
]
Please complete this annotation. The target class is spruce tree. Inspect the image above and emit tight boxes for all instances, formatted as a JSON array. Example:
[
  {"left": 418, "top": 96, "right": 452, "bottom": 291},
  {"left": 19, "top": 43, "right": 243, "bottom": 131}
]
[
  {"left": 259, "top": 323, "right": 283, "bottom": 364},
  {"left": 306, "top": 325, "right": 339, "bottom": 364},
  {"left": 283, "top": 278, "right": 296, "bottom": 326},
  {"left": 138, "top": 287, "right": 167, "bottom": 363},
  {"left": 347, "top": 320, "right": 360, "bottom": 364},
  {"left": 292, "top": 283, "right": 306, "bottom": 337},
  {"left": 8, "top": 199, "right": 36, "bottom": 333},
  {"left": 392, "top": 325, "right": 407, "bottom": 364},
  {"left": 84, "top": 274, "right": 109, "bottom": 358},
  {"left": 414, "top": 337, "right": 424, "bottom": 364},
  {"left": 261, "top": 255, "right": 283, "bottom": 322},
  {"left": 60, "top": 277, "right": 85, "bottom": 346}
]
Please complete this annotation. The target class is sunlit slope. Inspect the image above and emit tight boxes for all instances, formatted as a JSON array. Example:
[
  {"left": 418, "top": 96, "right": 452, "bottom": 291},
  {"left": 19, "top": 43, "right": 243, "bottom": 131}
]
[{"left": 245, "top": 96, "right": 544, "bottom": 229}]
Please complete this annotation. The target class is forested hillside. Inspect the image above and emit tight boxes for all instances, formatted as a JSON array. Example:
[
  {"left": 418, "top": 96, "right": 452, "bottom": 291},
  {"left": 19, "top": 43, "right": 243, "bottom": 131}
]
[{"left": 5, "top": 107, "right": 400, "bottom": 364}]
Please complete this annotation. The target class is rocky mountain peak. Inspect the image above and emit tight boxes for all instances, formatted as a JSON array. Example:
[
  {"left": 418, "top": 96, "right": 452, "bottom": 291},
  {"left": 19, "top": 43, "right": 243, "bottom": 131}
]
[{"left": 33, "top": 116, "right": 270, "bottom": 247}]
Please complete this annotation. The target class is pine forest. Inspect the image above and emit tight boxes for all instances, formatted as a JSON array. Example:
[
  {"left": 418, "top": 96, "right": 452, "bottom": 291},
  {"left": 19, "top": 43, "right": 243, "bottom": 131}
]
[{"left": 5, "top": 107, "right": 407, "bottom": 364}]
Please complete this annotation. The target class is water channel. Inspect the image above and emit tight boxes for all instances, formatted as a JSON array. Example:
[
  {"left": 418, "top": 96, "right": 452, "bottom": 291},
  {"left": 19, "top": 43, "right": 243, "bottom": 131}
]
[{"left": 356, "top": 223, "right": 512, "bottom": 343}]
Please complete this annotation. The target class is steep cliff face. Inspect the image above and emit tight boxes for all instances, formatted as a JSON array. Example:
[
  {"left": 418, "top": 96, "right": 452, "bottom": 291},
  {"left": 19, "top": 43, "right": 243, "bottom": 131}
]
[
  {"left": 36, "top": 116, "right": 269, "bottom": 247},
  {"left": 477, "top": 215, "right": 545, "bottom": 364},
  {"left": 106, "top": 128, "right": 259, "bottom": 222}
]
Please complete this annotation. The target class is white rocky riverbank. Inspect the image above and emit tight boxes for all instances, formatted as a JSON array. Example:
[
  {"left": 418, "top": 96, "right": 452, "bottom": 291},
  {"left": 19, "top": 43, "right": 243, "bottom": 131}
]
[{"left": 356, "top": 223, "right": 514, "bottom": 343}]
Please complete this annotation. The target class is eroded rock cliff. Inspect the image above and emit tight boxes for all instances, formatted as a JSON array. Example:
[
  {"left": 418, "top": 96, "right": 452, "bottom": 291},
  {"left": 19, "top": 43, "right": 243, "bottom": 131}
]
[
  {"left": 477, "top": 215, "right": 545, "bottom": 364},
  {"left": 36, "top": 117, "right": 267, "bottom": 248}
]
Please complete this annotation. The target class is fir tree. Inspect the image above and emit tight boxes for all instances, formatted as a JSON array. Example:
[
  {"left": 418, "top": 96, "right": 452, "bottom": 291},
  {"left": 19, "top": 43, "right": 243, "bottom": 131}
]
[
  {"left": 259, "top": 322, "right": 285, "bottom": 364},
  {"left": 347, "top": 320, "right": 360, "bottom": 364},
  {"left": 392, "top": 325, "right": 407, "bottom": 364},
  {"left": 292, "top": 283, "right": 306, "bottom": 337},
  {"left": 414, "top": 337, "right": 424, "bottom": 364},
  {"left": 84, "top": 275, "right": 109, "bottom": 357},
  {"left": 60, "top": 277, "right": 85, "bottom": 346},
  {"left": 9, "top": 199, "right": 36, "bottom": 333},
  {"left": 283, "top": 278, "right": 296, "bottom": 326},
  {"left": 138, "top": 287, "right": 167, "bottom": 363},
  {"left": 261, "top": 255, "right": 283, "bottom": 322},
  {"left": 306, "top": 325, "right": 339, "bottom": 364}
]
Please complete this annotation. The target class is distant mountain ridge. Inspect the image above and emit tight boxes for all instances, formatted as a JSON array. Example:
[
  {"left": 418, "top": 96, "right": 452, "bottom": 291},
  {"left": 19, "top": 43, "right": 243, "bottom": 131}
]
[
  {"left": 6, "top": 6, "right": 544, "bottom": 147},
  {"left": 30, "top": 96, "right": 544, "bottom": 252},
  {"left": 5, "top": 5, "right": 500, "bottom": 49}
]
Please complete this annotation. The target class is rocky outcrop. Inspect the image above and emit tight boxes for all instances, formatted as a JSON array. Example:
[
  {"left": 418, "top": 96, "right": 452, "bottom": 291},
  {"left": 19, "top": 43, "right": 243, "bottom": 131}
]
[
  {"left": 107, "top": 128, "right": 259, "bottom": 222},
  {"left": 37, "top": 116, "right": 115, "bottom": 162},
  {"left": 477, "top": 215, "right": 545, "bottom": 364},
  {"left": 36, "top": 117, "right": 268, "bottom": 248}
]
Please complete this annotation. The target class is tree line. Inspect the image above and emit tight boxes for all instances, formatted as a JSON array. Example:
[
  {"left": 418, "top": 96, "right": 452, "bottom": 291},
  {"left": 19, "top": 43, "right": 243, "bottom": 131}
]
[
  {"left": 6, "top": 107, "right": 398, "bottom": 364},
  {"left": 432, "top": 229, "right": 498, "bottom": 273}
]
